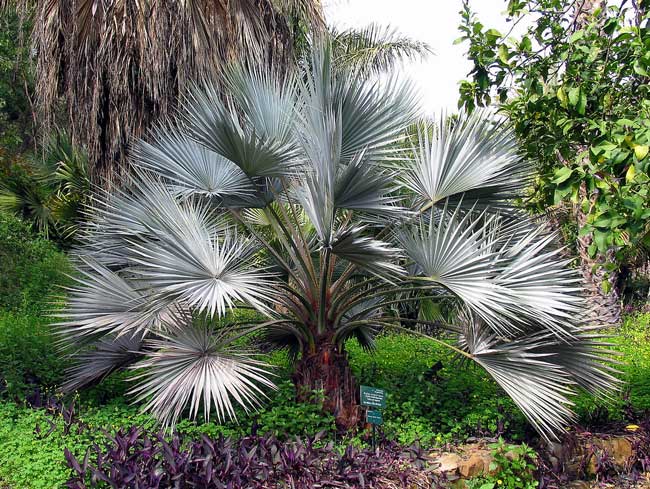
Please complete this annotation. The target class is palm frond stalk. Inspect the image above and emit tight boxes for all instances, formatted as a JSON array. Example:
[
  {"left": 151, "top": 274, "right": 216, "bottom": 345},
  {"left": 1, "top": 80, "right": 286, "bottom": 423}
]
[{"left": 58, "top": 42, "right": 618, "bottom": 438}]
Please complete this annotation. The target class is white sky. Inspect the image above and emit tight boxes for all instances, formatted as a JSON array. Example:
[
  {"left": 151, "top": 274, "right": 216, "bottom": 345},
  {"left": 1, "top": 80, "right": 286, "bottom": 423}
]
[{"left": 323, "top": 0, "right": 518, "bottom": 113}]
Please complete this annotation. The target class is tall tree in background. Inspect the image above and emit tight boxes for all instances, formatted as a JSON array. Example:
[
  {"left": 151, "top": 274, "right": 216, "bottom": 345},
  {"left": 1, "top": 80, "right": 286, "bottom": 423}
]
[
  {"left": 458, "top": 0, "right": 650, "bottom": 321},
  {"left": 0, "top": 2, "right": 435, "bottom": 185},
  {"left": 1, "top": 0, "right": 324, "bottom": 181},
  {"left": 0, "top": 9, "right": 34, "bottom": 153}
]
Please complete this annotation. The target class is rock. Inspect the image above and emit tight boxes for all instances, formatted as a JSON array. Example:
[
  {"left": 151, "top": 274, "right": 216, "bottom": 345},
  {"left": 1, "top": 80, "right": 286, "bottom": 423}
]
[
  {"left": 432, "top": 452, "right": 461, "bottom": 474},
  {"left": 602, "top": 437, "right": 633, "bottom": 466},
  {"left": 505, "top": 449, "right": 520, "bottom": 462},
  {"left": 585, "top": 435, "right": 633, "bottom": 475},
  {"left": 458, "top": 453, "right": 488, "bottom": 478}
]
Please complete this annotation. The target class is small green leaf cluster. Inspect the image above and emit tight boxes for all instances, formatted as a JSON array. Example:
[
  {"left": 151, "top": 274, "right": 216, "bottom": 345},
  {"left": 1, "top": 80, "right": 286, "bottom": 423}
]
[
  {"left": 457, "top": 1, "right": 650, "bottom": 267},
  {"left": 465, "top": 438, "right": 539, "bottom": 489}
]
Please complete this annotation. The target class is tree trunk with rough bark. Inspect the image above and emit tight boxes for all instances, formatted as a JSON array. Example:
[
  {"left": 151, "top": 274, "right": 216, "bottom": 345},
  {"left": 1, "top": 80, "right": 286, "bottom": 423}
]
[
  {"left": 575, "top": 183, "right": 622, "bottom": 325},
  {"left": 292, "top": 338, "right": 361, "bottom": 431}
]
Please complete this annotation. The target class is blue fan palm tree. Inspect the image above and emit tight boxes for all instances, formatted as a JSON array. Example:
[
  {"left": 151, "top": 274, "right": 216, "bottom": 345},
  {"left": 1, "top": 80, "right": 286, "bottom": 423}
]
[{"left": 57, "top": 42, "right": 618, "bottom": 437}]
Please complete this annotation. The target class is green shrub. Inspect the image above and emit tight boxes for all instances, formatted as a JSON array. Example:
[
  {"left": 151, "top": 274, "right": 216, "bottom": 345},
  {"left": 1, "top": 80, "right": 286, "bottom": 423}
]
[
  {"left": 0, "top": 212, "right": 71, "bottom": 312},
  {"left": 0, "top": 402, "right": 81, "bottom": 489},
  {"left": 0, "top": 311, "right": 65, "bottom": 400},
  {"left": 572, "top": 312, "right": 650, "bottom": 424},
  {"left": 618, "top": 313, "right": 650, "bottom": 413},
  {"left": 347, "top": 334, "right": 528, "bottom": 444},
  {"left": 465, "top": 438, "right": 538, "bottom": 489},
  {"left": 174, "top": 380, "right": 336, "bottom": 441}
]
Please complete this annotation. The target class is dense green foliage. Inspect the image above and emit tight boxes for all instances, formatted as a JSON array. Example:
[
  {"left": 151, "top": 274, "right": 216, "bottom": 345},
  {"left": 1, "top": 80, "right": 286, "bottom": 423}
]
[
  {"left": 349, "top": 335, "right": 529, "bottom": 445},
  {"left": 0, "top": 135, "right": 91, "bottom": 243},
  {"left": 458, "top": 0, "right": 650, "bottom": 274},
  {"left": 0, "top": 312, "right": 65, "bottom": 400},
  {"left": 0, "top": 212, "right": 70, "bottom": 312}
]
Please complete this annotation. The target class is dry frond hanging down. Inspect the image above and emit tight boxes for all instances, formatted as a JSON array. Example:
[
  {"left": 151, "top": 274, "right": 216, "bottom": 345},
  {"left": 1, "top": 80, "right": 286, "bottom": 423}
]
[{"left": 4, "top": 0, "right": 323, "bottom": 182}]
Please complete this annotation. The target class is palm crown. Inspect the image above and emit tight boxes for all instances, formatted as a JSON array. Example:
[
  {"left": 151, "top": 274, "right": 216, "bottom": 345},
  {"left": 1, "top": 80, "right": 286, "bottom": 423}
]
[{"left": 58, "top": 43, "right": 618, "bottom": 439}]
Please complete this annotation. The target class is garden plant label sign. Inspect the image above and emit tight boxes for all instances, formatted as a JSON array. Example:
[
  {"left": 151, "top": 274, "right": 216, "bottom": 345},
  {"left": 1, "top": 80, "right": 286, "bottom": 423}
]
[
  {"left": 360, "top": 385, "right": 386, "bottom": 409},
  {"left": 366, "top": 410, "right": 383, "bottom": 425}
]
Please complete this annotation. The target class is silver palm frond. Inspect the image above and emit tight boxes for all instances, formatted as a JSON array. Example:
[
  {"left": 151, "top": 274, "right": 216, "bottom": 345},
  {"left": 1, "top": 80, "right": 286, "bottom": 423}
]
[
  {"left": 331, "top": 226, "right": 404, "bottom": 279},
  {"left": 128, "top": 316, "right": 275, "bottom": 427},
  {"left": 79, "top": 177, "right": 229, "bottom": 267},
  {"left": 400, "top": 203, "right": 522, "bottom": 336},
  {"left": 62, "top": 331, "right": 146, "bottom": 393},
  {"left": 461, "top": 319, "right": 577, "bottom": 437},
  {"left": 458, "top": 311, "right": 620, "bottom": 440},
  {"left": 129, "top": 220, "right": 275, "bottom": 318},
  {"left": 132, "top": 126, "right": 253, "bottom": 199},
  {"left": 185, "top": 69, "right": 301, "bottom": 179},
  {"left": 402, "top": 112, "right": 531, "bottom": 211},
  {"left": 401, "top": 202, "right": 587, "bottom": 338},
  {"left": 333, "top": 150, "right": 404, "bottom": 217},
  {"left": 294, "top": 45, "right": 417, "bottom": 244},
  {"left": 300, "top": 43, "right": 420, "bottom": 165},
  {"left": 495, "top": 226, "right": 584, "bottom": 335},
  {"left": 54, "top": 259, "right": 155, "bottom": 344},
  {"left": 536, "top": 329, "right": 622, "bottom": 398}
]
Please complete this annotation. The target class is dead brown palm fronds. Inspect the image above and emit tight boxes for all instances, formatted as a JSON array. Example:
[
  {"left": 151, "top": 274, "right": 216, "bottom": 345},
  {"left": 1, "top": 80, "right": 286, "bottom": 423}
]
[{"left": 3, "top": 0, "right": 323, "bottom": 183}]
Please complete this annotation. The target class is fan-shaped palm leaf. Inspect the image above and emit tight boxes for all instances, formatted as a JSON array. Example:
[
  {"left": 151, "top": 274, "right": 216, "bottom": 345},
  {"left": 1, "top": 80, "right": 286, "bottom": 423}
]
[
  {"left": 54, "top": 259, "right": 154, "bottom": 344},
  {"left": 331, "top": 226, "right": 404, "bottom": 279},
  {"left": 62, "top": 331, "right": 146, "bottom": 393},
  {"left": 128, "top": 317, "right": 275, "bottom": 426},
  {"left": 129, "top": 223, "right": 275, "bottom": 318},
  {"left": 461, "top": 320, "right": 577, "bottom": 437},
  {"left": 402, "top": 112, "right": 531, "bottom": 211},
  {"left": 185, "top": 77, "right": 301, "bottom": 179},
  {"left": 133, "top": 127, "right": 253, "bottom": 199}
]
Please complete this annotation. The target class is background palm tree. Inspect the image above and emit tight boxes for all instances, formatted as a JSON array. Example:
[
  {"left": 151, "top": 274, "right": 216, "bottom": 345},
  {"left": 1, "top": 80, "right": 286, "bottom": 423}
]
[
  {"left": 57, "top": 43, "right": 618, "bottom": 437},
  {"left": 0, "top": 133, "right": 90, "bottom": 242},
  {"left": 330, "top": 23, "right": 432, "bottom": 76},
  {"left": 1, "top": 1, "right": 433, "bottom": 186},
  {"left": 1, "top": 0, "right": 324, "bottom": 182}
]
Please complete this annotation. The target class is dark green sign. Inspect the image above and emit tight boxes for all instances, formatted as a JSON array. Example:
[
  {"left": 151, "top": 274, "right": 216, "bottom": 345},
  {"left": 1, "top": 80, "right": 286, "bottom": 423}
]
[
  {"left": 366, "top": 409, "right": 383, "bottom": 425},
  {"left": 360, "top": 385, "right": 386, "bottom": 409}
]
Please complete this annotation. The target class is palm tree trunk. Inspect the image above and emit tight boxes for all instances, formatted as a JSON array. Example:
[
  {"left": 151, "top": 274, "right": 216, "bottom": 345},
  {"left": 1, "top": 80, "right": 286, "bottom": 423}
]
[
  {"left": 575, "top": 183, "right": 621, "bottom": 325},
  {"left": 292, "top": 338, "right": 361, "bottom": 431}
]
